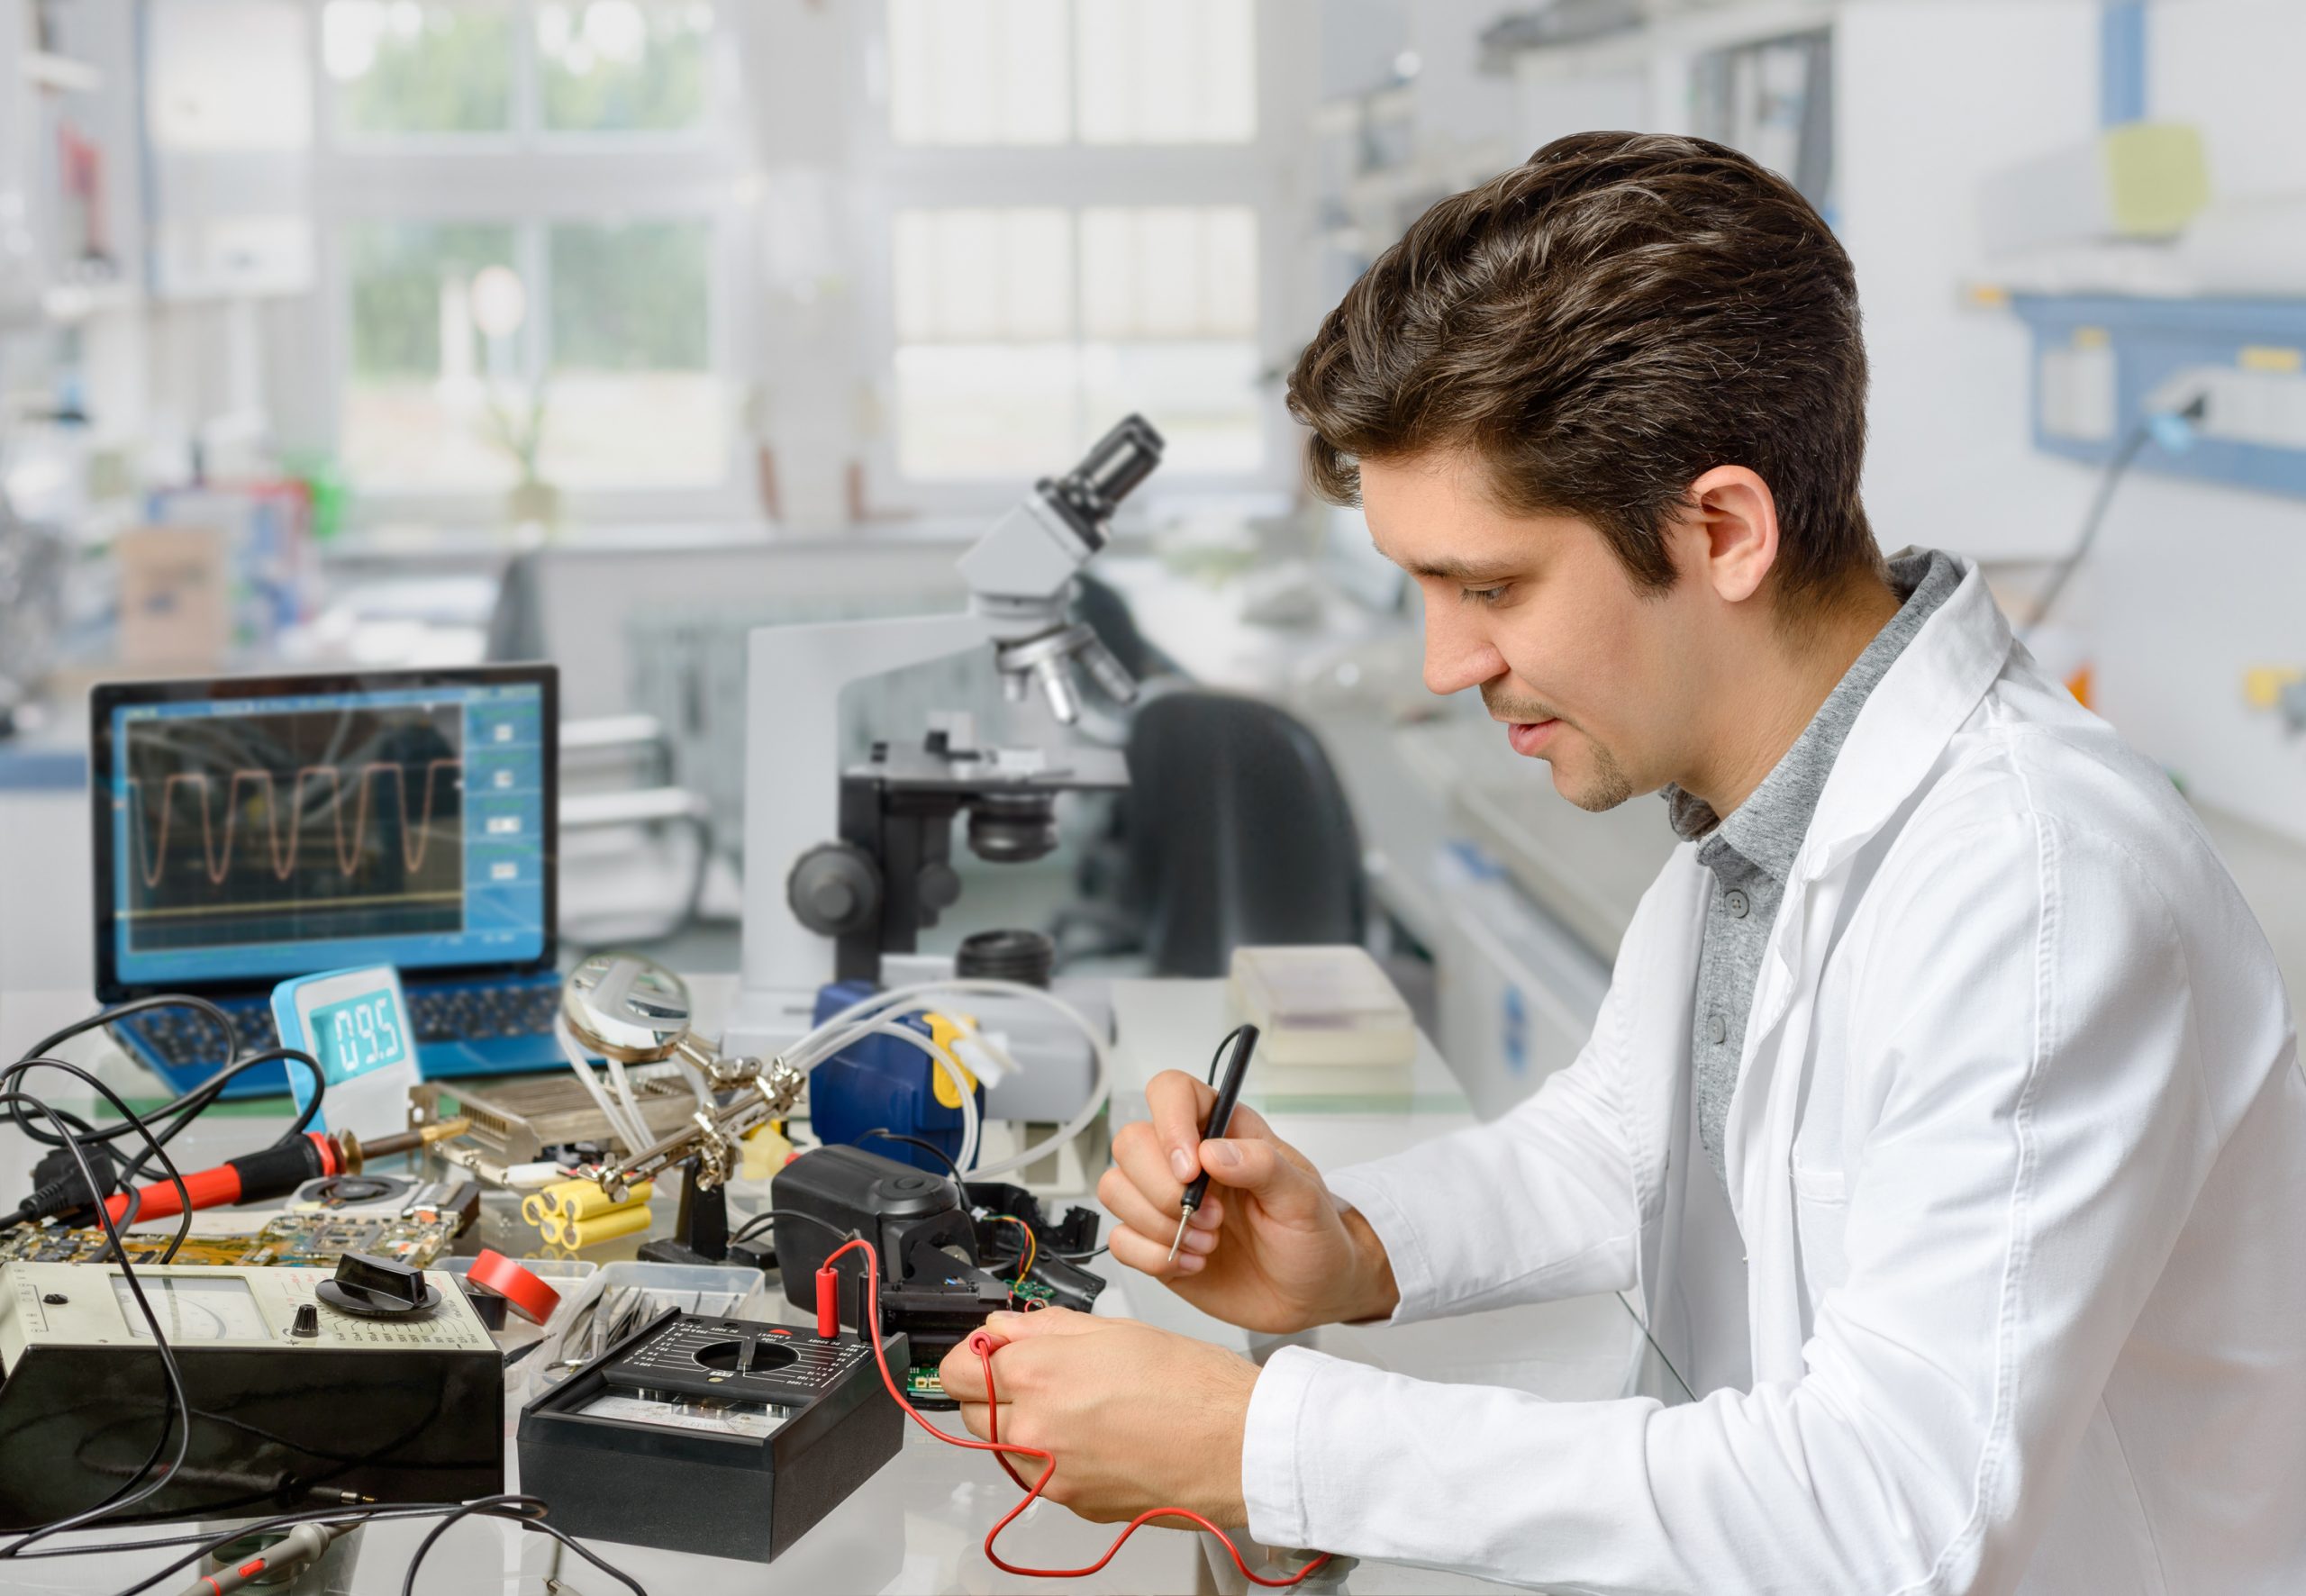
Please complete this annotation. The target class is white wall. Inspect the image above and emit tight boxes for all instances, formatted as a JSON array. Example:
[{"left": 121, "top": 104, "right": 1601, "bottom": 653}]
[
  {"left": 1486, "top": 0, "right": 2306, "bottom": 843},
  {"left": 2085, "top": 0, "right": 2306, "bottom": 844},
  {"left": 2092, "top": 472, "right": 2306, "bottom": 842},
  {"left": 2154, "top": 0, "right": 2306, "bottom": 202},
  {"left": 729, "top": 0, "right": 866, "bottom": 530},
  {"left": 1835, "top": 0, "right": 2101, "bottom": 563}
]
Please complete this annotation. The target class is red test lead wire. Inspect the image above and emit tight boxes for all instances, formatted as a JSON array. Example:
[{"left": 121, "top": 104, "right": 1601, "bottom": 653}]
[{"left": 821, "top": 1237, "right": 1332, "bottom": 1588}]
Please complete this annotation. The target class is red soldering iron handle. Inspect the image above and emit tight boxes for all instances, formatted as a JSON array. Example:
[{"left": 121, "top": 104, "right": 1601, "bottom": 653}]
[{"left": 101, "top": 1133, "right": 340, "bottom": 1225}]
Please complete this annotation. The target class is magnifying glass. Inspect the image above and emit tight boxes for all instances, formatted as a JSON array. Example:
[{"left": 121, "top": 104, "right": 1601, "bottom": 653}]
[{"left": 561, "top": 950, "right": 704, "bottom": 1066}]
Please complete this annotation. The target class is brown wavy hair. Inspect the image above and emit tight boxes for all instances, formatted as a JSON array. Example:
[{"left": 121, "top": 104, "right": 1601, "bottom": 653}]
[{"left": 1286, "top": 131, "right": 1883, "bottom": 605}]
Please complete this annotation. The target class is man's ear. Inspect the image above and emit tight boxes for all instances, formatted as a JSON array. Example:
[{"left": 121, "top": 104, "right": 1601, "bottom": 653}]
[{"left": 1681, "top": 466, "right": 1781, "bottom": 604}]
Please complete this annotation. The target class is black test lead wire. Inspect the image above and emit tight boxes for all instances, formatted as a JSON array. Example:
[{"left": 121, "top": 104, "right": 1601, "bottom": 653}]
[{"left": 0, "top": 1056, "right": 200, "bottom": 1552}]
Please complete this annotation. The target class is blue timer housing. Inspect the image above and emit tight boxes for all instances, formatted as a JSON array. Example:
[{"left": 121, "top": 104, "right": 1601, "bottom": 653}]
[{"left": 270, "top": 966, "right": 421, "bottom": 1140}]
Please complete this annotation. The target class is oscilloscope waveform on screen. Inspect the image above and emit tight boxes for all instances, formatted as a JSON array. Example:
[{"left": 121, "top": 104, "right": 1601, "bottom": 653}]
[
  {"left": 125, "top": 760, "right": 464, "bottom": 889},
  {"left": 118, "top": 701, "right": 477, "bottom": 952}
]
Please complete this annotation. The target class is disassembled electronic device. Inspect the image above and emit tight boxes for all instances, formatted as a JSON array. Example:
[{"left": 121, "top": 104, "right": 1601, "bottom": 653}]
[
  {"left": 0, "top": 1209, "right": 463, "bottom": 1269},
  {"left": 96, "top": 1120, "right": 469, "bottom": 1225},
  {"left": 764, "top": 1146, "right": 1105, "bottom": 1402},
  {"left": 0, "top": 1257, "right": 503, "bottom": 1524},
  {"left": 519, "top": 1307, "right": 905, "bottom": 1564},
  {"left": 412, "top": 1065, "right": 701, "bottom": 1169},
  {"left": 287, "top": 1169, "right": 481, "bottom": 1230}
]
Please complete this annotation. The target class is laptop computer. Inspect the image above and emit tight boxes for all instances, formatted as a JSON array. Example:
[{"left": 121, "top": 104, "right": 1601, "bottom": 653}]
[{"left": 90, "top": 665, "right": 566, "bottom": 1098}]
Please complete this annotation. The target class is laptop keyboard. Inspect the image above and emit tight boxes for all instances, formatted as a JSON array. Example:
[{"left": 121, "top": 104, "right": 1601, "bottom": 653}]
[
  {"left": 406, "top": 983, "right": 563, "bottom": 1044},
  {"left": 123, "top": 997, "right": 277, "bottom": 1069},
  {"left": 116, "top": 977, "right": 564, "bottom": 1072}
]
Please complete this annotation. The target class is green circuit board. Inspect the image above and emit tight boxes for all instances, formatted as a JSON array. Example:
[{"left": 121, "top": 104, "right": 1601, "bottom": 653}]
[{"left": 0, "top": 1211, "right": 458, "bottom": 1268}]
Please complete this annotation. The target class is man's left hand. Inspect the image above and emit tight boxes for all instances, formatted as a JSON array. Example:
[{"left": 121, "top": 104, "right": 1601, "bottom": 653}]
[{"left": 935, "top": 1307, "right": 1261, "bottom": 1526}]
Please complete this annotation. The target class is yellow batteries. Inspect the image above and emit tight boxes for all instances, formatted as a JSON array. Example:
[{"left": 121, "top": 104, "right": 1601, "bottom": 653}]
[
  {"left": 527, "top": 1178, "right": 654, "bottom": 1224},
  {"left": 541, "top": 1204, "right": 655, "bottom": 1249}
]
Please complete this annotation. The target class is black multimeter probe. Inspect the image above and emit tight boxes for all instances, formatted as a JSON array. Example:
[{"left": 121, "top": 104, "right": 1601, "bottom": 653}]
[{"left": 1167, "top": 1023, "right": 1259, "bottom": 1263}]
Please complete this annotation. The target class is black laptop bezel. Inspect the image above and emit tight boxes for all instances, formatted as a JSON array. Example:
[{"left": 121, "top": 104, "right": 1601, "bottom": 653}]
[{"left": 89, "top": 663, "right": 559, "bottom": 1004}]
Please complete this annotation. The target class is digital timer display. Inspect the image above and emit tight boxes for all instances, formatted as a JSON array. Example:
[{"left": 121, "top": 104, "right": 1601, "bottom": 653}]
[
  {"left": 309, "top": 989, "right": 409, "bottom": 1076},
  {"left": 271, "top": 965, "right": 421, "bottom": 1137}
]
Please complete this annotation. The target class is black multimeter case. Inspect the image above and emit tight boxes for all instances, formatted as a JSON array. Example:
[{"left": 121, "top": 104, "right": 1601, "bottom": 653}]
[{"left": 517, "top": 1307, "right": 907, "bottom": 1564}]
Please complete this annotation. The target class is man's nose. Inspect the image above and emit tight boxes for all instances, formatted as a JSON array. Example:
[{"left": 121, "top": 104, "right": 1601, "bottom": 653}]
[{"left": 1423, "top": 611, "right": 1505, "bottom": 697}]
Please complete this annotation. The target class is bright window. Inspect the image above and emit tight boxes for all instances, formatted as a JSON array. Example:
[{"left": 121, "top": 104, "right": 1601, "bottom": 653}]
[
  {"left": 885, "top": 0, "right": 1255, "bottom": 147},
  {"left": 542, "top": 220, "right": 722, "bottom": 488},
  {"left": 319, "top": 2, "right": 736, "bottom": 504},
  {"left": 341, "top": 221, "right": 522, "bottom": 491},
  {"left": 339, "top": 217, "right": 722, "bottom": 494},
  {"left": 538, "top": 2, "right": 715, "bottom": 133},
  {"left": 323, "top": 2, "right": 518, "bottom": 137},
  {"left": 891, "top": 205, "right": 1260, "bottom": 479}
]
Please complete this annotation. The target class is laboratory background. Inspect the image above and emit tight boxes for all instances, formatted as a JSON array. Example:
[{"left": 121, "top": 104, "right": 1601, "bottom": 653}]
[{"left": 0, "top": 2, "right": 2299, "bottom": 1592}]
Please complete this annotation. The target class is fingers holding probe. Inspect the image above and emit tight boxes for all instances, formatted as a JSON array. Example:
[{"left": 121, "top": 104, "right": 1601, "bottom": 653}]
[{"left": 1102, "top": 1118, "right": 1222, "bottom": 1278}]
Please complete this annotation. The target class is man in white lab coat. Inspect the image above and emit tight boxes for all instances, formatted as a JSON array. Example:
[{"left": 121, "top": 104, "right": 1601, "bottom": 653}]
[{"left": 936, "top": 133, "right": 2306, "bottom": 1592}]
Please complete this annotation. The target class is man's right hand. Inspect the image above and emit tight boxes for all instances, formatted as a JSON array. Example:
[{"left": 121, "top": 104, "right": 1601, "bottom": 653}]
[{"left": 1099, "top": 1068, "right": 1399, "bottom": 1335}]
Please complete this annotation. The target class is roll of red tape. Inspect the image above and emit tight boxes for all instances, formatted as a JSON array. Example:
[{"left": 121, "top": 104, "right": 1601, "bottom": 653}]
[{"left": 465, "top": 1248, "right": 561, "bottom": 1327}]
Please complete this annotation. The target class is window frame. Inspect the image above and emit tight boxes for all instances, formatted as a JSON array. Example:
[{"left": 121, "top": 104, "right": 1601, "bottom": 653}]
[
  {"left": 308, "top": 0, "right": 758, "bottom": 527},
  {"left": 846, "top": 0, "right": 1318, "bottom": 514}
]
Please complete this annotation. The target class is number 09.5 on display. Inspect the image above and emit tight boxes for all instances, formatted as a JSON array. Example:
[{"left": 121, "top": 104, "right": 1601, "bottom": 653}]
[{"left": 270, "top": 965, "right": 420, "bottom": 1139}]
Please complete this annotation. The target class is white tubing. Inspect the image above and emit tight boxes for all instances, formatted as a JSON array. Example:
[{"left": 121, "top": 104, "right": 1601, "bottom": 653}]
[
  {"left": 600, "top": 1048, "right": 655, "bottom": 1153},
  {"left": 665, "top": 1047, "right": 713, "bottom": 1104},
  {"left": 555, "top": 1015, "right": 650, "bottom": 1154},
  {"left": 779, "top": 977, "right": 1111, "bottom": 1183}
]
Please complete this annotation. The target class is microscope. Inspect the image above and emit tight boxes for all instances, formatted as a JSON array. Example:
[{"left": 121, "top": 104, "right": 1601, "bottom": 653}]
[{"left": 724, "top": 415, "right": 1164, "bottom": 1059}]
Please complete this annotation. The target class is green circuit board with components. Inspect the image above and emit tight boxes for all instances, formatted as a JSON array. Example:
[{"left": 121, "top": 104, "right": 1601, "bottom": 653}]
[{"left": 0, "top": 1211, "right": 458, "bottom": 1268}]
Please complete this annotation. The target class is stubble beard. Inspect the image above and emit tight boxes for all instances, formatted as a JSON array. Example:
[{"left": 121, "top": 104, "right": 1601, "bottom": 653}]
[{"left": 1483, "top": 685, "right": 1634, "bottom": 813}]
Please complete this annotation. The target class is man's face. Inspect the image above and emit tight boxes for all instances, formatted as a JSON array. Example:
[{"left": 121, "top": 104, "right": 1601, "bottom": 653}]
[{"left": 1361, "top": 449, "right": 1705, "bottom": 812}]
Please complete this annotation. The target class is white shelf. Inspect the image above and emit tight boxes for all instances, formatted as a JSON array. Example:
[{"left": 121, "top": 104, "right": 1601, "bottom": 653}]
[{"left": 22, "top": 50, "right": 101, "bottom": 93}]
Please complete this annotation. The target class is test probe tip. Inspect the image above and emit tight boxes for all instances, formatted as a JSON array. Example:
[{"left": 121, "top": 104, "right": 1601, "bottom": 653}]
[{"left": 1166, "top": 1209, "right": 1191, "bottom": 1264}]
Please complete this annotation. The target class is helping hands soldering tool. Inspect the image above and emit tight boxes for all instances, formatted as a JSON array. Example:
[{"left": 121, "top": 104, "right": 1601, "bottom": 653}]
[{"left": 1168, "top": 1023, "right": 1260, "bottom": 1263}]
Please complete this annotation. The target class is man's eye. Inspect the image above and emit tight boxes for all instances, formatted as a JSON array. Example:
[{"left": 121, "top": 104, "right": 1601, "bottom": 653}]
[{"left": 1460, "top": 586, "right": 1508, "bottom": 607}]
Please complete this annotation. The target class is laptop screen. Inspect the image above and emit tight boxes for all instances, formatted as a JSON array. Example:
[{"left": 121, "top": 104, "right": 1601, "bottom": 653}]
[{"left": 91, "top": 666, "right": 557, "bottom": 998}]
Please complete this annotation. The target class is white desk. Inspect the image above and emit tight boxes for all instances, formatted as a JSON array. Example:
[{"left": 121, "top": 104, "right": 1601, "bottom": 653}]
[{"left": 0, "top": 977, "right": 1639, "bottom": 1594}]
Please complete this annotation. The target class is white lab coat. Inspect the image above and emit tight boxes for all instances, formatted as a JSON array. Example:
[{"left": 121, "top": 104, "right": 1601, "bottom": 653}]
[{"left": 1240, "top": 556, "right": 2306, "bottom": 1594}]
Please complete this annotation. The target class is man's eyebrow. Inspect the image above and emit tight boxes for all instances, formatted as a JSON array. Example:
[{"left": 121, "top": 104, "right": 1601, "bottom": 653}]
[{"left": 1376, "top": 541, "right": 1523, "bottom": 583}]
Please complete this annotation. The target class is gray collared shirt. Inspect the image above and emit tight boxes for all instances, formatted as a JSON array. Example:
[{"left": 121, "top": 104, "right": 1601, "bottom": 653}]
[{"left": 1667, "top": 548, "right": 1963, "bottom": 1186}]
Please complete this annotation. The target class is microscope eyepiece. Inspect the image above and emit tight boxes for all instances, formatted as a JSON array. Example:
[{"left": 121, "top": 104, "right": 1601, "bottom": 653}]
[{"left": 1039, "top": 413, "right": 1165, "bottom": 543}]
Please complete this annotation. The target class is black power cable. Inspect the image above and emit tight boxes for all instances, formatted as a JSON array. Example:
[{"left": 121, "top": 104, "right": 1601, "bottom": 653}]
[
  {"left": 856, "top": 1127, "right": 967, "bottom": 1199},
  {"left": 395, "top": 1495, "right": 649, "bottom": 1596},
  {"left": 0, "top": 1057, "right": 198, "bottom": 1553},
  {"left": 101, "top": 1047, "right": 328, "bottom": 1249},
  {"left": 13, "top": 995, "right": 240, "bottom": 1105},
  {"left": 0, "top": 1007, "right": 650, "bottom": 1595},
  {"left": 726, "top": 1206, "right": 860, "bottom": 1251},
  {"left": 5, "top": 997, "right": 324, "bottom": 1265},
  {"left": 2024, "top": 391, "right": 2211, "bottom": 640},
  {"left": 34, "top": 1494, "right": 651, "bottom": 1596}
]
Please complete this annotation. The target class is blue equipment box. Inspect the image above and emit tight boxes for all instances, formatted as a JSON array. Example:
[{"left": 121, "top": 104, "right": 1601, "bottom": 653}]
[{"left": 807, "top": 981, "right": 985, "bottom": 1174}]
